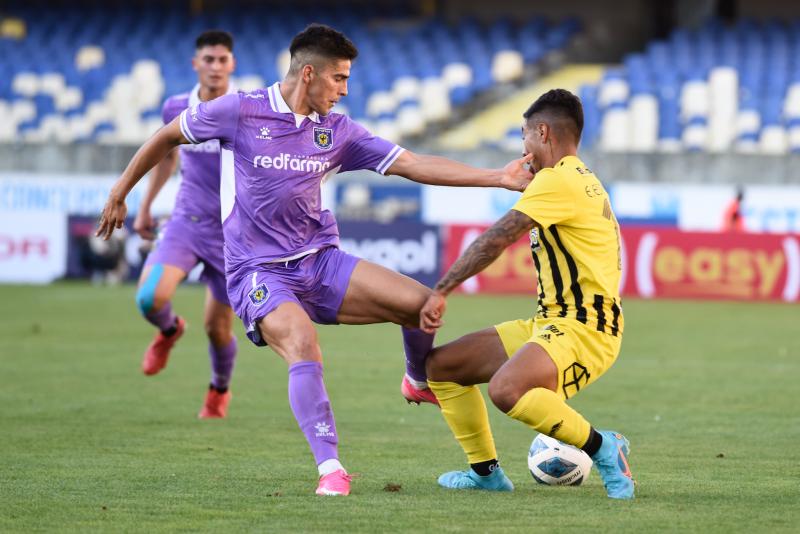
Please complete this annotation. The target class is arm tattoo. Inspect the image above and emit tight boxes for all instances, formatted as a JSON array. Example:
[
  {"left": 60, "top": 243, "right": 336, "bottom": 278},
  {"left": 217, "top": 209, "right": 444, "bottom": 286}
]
[{"left": 435, "top": 210, "right": 535, "bottom": 294}]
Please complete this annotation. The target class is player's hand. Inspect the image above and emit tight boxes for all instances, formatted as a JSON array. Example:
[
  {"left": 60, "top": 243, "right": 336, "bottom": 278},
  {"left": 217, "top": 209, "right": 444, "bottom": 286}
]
[
  {"left": 499, "top": 153, "right": 534, "bottom": 192},
  {"left": 420, "top": 291, "right": 447, "bottom": 334},
  {"left": 133, "top": 208, "right": 156, "bottom": 240},
  {"left": 96, "top": 193, "right": 128, "bottom": 240}
]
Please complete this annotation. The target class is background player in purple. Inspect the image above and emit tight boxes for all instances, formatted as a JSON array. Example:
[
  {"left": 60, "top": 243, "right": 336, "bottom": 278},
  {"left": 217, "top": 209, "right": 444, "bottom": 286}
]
[
  {"left": 97, "top": 24, "right": 533, "bottom": 496},
  {"left": 132, "top": 31, "right": 238, "bottom": 419}
]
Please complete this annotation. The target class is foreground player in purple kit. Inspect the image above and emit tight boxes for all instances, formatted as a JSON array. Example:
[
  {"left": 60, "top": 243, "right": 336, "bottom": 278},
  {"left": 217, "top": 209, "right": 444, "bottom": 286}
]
[
  {"left": 133, "top": 31, "right": 238, "bottom": 418},
  {"left": 98, "top": 24, "right": 533, "bottom": 496}
]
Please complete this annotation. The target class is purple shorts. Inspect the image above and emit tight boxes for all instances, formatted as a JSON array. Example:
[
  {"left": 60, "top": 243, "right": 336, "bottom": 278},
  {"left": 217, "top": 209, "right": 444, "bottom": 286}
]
[
  {"left": 226, "top": 246, "right": 360, "bottom": 346},
  {"left": 144, "top": 215, "right": 229, "bottom": 305}
]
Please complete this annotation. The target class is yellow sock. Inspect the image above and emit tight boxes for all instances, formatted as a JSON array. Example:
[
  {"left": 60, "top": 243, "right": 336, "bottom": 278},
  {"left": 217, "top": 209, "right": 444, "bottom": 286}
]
[
  {"left": 507, "top": 388, "right": 592, "bottom": 448},
  {"left": 428, "top": 380, "right": 497, "bottom": 464}
]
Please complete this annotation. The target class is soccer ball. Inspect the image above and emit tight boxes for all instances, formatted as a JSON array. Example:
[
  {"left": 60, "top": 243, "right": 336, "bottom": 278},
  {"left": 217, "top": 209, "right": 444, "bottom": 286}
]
[{"left": 528, "top": 433, "right": 593, "bottom": 486}]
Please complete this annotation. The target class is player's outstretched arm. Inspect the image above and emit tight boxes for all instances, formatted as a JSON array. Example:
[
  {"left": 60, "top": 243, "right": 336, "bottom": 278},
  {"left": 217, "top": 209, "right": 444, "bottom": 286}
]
[
  {"left": 96, "top": 118, "right": 188, "bottom": 240},
  {"left": 386, "top": 150, "right": 534, "bottom": 192},
  {"left": 133, "top": 148, "right": 179, "bottom": 240},
  {"left": 420, "top": 209, "right": 536, "bottom": 333}
]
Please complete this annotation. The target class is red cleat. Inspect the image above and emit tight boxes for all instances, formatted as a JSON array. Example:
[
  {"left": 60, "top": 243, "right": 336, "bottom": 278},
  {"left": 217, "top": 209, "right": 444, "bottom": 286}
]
[
  {"left": 141, "top": 317, "right": 186, "bottom": 376},
  {"left": 198, "top": 386, "right": 232, "bottom": 419},
  {"left": 315, "top": 469, "right": 352, "bottom": 496},
  {"left": 401, "top": 375, "right": 440, "bottom": 406}
]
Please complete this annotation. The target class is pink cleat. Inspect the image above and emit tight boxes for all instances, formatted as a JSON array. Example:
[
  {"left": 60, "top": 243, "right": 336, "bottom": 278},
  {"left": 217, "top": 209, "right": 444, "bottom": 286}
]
[
  {"left": 198, "top": 386, "right": 232, "bottom": 419},
  {"left": 315, "top": 469, "right": 352, "bottom": 496},
  {"left": 401, "top": 376, "right": 440, "bottom": 406},
  {"left": 141, "top": 317, "right": 186, "bottom": 376}
]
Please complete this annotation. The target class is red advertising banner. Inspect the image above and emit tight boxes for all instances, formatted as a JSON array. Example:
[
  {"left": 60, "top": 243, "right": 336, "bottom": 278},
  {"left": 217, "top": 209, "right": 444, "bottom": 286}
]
[
  {"left": 443, "top": 225, "right": 537, "bottom": 293},
  {"left": 621, "top": 228, "right": 800, "bottom": 302},
  {"left": 443, "top": 224, "right": 800, "bottom": 302}
]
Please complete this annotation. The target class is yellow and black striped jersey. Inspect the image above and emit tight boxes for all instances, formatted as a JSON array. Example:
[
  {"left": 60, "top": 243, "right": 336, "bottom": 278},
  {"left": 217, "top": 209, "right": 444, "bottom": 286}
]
[{"left": 512, "top": 155, "right": 623, "bottom": 335}]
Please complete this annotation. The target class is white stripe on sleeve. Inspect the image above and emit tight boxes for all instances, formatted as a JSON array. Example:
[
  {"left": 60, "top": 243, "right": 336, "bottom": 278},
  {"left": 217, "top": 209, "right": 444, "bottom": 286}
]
[
  {"left": 179, "top": 109, "right": 200, "bottom": 144},
  {"left": 376, "top": 145, "right": 405, "bottom": 175}
]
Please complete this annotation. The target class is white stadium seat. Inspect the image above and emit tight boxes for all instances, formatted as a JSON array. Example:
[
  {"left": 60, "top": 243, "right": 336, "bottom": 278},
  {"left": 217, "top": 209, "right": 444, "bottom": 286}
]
[
  {"left": 142, "top": 116, "right": 164, "bottom": 138},
  {"left": 366, "top": 90, "right": 397, "bottom": 118},
  {"left": 54, "top": 86, "right": 83, "bottom": 112},
  {"left": 442, "top": 63, "right": 472, "bottom": 89},
  {"left": 784, "top": 83, "right": 800, "bottom": 119},
  {"left": 628, "top": 94, "right": 658, "bottom": 152},
  {"left": 736, "top": 109, "right": 761, "bottom": 136},
  {"left": 658, "top": 138, "right": 683, "bottom": 153},
  {"left": 0, "top": 100, "right": 15, "bottom": 140},
  {"left": 75, "top": 45, "right": 105, "bottom": 71},
  {"left": 68, "top": 115, "right": 93, "bottom": 139},
  {"left": 491, "top": 50, "right": 524, "bottom": 83},
  {"left": 234, "top": 75, "right": 264, "bottom": 93},
  {"left": 131, "top": 60, "right": 164, "bottom": 110},
  {"left": 85, "top": 101, "right": 111, "bottom": 125},
  {"left": 760, "top": 125, "right": 788, "bottom": 155},
  {"left": 276, "top": 49, "right": 291, "bottom": 79},
  {"left": 680, "top": 80, "right": 710, "bottom": 120},
  {"left": 396, "top": 105, "right": 426, "bottom": 136},
  {"left": 39, "top": 72, "right": 66, "bottom": 96},
  {"left": 373, "top": 119, "right": 401, "bottom": 145},
  {"left": 392, "top": 76, "right": 421, "bottom": 102},
  {"left": 682, "top": 123, "right": 708, "bottom": 150},
  {"left": 788, "top": 125, "right": 800, "bottom": 151},
  {"left": 600, "top": 107, "right": 630, "bottom": 151},
  {"left": 419, "top": 78, "right": 451, "bottom": 121},
  {"left": 598, "top": 78, "right": 628, "bottom": 108},
  {"left": 707, "top": 66, "right": 738, "bottom": 152},
  {"left": 734, "top": 138, "right": 759, "bottom": 153},
  {"left": 11, "top": 99, "right": 36, "bottom": 123},
  {"left": 12, "top": 72, "right": 39, "bottom": 97}
]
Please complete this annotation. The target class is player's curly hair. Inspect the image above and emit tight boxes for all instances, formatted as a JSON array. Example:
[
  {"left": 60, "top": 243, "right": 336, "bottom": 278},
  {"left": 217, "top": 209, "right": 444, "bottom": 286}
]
[
  {"left": 195, "top": 30, "right": 234, "bottom": 52},
  {"left": 523, "top": 89, "right": 583, "bottom": 141},
  {"left": 290, "top": 23, "right": 359, "bottom": 64}
]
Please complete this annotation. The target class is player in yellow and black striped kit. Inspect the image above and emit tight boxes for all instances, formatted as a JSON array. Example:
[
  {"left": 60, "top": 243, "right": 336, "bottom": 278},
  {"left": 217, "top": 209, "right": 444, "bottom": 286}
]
[{"left": 419, "top": 89, "right": 634, "bottom": 499}]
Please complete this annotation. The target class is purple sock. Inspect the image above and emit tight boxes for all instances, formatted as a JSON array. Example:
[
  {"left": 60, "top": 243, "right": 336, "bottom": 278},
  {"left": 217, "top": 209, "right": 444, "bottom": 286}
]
[
  {"left": 288, "top": 361, "right": 338, "bottom": 466},
  {"left": 402, "top": 327, "right": 434, "bottom": 383},
  {"left": 209, "top": 337, "right": 237, "bottom": 391},
  {"left": 144, "top": 302, "right": 177, "bottom": 332}
]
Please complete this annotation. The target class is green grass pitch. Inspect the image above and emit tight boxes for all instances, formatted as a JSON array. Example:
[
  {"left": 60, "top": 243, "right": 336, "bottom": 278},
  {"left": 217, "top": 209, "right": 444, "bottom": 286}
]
[{"left": 1, "top": 283, "right": 798, "bottom": 532}]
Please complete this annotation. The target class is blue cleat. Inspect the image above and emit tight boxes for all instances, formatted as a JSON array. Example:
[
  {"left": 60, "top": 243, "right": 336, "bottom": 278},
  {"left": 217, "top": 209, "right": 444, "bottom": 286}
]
[
  {"left": 591, "top": 430, "right": 635, "bottom": 499},
  {"left": 437, "top": 466, "right": 514, "bottom": 492}
]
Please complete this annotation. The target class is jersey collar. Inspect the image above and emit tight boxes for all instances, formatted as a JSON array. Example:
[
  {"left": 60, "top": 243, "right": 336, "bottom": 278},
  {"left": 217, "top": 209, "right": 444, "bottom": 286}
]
[
  {"left": 268, "top": 82, "right": 321, "bottom": 128},
  {"left": 188, "top": 82, "right": 237, "bottom": 107}
]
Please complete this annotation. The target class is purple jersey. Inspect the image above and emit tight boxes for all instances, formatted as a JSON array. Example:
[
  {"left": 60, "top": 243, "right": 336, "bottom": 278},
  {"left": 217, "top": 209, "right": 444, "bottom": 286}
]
[
  {"left": 161, "top": 84, "right": 236, "bottom": 223},
  {"left": 179, "top": 82, "right": 403, "bottom": 273}
]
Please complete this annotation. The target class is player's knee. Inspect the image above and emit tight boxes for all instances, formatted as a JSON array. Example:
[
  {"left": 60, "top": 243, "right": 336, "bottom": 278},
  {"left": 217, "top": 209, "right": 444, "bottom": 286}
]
[
  {"left": 425, "top": 347, "right": 454, "bottom": 382},
  {"left": 269, "top": 326, "right": 321, "bottom": 362},
  {"left": 488, "top": 375, "right": 522, "bottom": 414},
  {"left": 204, "top": 317, "right": 232, "bottom": 346},
  {"left": 136, "top": 264, "right": 167, "bottom": 315},
  {"left": 135, "top": 284, "right": 169, "bottom": 315}
]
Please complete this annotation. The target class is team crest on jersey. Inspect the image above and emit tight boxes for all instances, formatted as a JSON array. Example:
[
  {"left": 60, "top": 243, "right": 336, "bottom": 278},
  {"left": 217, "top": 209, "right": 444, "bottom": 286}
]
[
  {"left": 529, "top": 227, "right": 541, "bottom": 251},
  {"left": 313, "top": 127, "right": 333, "bottom": 150},
  {"left": 248, "top": 283, "right": 270, "bottom": 306}
]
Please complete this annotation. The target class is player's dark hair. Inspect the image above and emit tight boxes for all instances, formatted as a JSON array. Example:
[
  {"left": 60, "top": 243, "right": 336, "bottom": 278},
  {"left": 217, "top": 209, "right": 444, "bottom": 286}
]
[
  {"left": 289, "top": 23, "right": 358, "bottom": 66},
  {"left": 523, "top": 89, "right": 583, "bottom": 141},
  {"left": 195, "top": 30, "right": 234, "bottom": 52}
]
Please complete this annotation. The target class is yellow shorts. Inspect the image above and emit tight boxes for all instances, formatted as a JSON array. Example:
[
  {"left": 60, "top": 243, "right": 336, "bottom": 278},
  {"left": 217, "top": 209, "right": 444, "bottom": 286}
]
[{"left": 494, "top": 317, "right": 622, "bottom": 400}]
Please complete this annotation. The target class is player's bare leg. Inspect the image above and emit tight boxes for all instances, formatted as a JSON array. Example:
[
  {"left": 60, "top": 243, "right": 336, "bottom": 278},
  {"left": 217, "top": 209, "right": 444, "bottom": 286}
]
[
  {"left": 198, "top": 289, "right": 236, "bottom": 418},
  {"left": 257, "top": 302, "right": 350, "bottom": 495},
  {"left": 135, "top": 264, "right": 187, "bottom": 375},
  {"left": 336, "top": 260, "right": 439, "bottom": 404}
]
